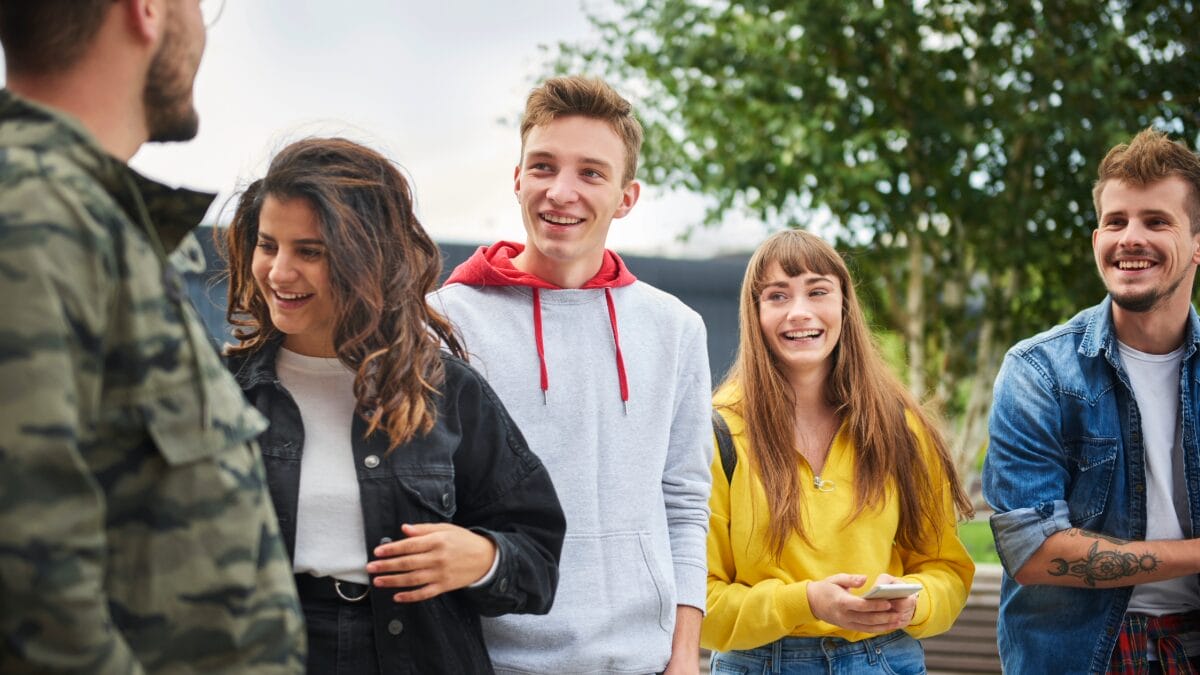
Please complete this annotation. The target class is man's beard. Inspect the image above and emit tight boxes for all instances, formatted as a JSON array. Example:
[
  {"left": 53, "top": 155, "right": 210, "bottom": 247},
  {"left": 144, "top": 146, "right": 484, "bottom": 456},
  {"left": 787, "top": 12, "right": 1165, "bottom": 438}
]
[
  {"left": 1108, "top": 268, "right": 1185, "bottom": 313},
  {"left": 142, "top": 20, "right": 200, "bottom": 142}
]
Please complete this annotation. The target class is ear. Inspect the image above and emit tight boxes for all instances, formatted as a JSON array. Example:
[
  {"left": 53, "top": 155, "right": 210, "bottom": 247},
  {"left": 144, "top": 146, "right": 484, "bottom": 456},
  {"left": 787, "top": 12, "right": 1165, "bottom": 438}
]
[
  {"left": 512, "top": 164, "right": 522, "bottom": 197},
  {"left": 612, "top": 180, "right": 641, "bottom": 220},
  {"left": 1191, "top": 233, "right": 1200, "bottom": 265},
  {"left": 124, "top": 0, "right": 164, "bottom": 46}
]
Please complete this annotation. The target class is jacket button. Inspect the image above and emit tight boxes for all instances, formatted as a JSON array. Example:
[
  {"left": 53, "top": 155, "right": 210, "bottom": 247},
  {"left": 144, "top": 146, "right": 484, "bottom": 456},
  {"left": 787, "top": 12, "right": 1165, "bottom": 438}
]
[
  {"left": 379, "top": 537, "right": 392, "bottom": 545},
  {"left": 498, "top": 578, "right": 509, "bottom": 592},
  {"left": 364, "top": 455, "right": 380, "bottom": 469},
  {"left": 441, "top": 493, "right": 452, "bottom": 508},
  {"left": 387, "top": 619, "right": 404, "bottom": 635}
]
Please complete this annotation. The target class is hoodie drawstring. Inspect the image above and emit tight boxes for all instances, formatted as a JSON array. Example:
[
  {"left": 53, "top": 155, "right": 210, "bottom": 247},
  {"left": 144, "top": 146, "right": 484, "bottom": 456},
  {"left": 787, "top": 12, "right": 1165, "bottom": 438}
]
[
  {"left": 532, "top": 288, "right": 549, "bottom": 404},
  {"left": 529, "top": 287, "right": 630, "bottom": 413},
  {"left": 604, "top": 288, "right": 630, "bottom": 414}
]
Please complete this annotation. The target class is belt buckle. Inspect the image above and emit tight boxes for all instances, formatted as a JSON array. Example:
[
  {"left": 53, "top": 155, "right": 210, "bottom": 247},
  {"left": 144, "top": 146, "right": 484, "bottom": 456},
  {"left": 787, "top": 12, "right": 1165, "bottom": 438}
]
[{"left": 335, "top": 579, "right": 369, "bottom": 602}]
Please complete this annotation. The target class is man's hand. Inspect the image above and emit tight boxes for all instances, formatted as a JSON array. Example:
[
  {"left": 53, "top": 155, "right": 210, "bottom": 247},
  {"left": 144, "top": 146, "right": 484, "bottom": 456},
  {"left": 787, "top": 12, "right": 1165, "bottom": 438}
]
[
  {"left": 663, "top": 605, "right": 702, "bottom": 675},
  {"left": 807, "top": 573, "right": 915, "bottom": 634},
  {"left": 366, "top": 523, "right": 496, "bottom": 603}
]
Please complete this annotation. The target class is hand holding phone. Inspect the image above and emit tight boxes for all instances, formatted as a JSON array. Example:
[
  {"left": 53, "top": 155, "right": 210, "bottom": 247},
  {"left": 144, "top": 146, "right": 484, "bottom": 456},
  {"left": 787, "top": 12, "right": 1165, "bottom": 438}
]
[{"left": 862, "top": 582, "right": 922, "bottom": 599}]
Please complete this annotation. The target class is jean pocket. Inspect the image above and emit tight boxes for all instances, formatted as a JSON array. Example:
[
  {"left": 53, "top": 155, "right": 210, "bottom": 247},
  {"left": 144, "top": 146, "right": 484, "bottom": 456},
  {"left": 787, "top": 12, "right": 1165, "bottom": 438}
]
[
  {"left": 879, "top": 634, "right": 927, "bottom": 675},
  {"left": 1064, "top": 436, "right": 1118, "bottom": 525},
  {"left": 710, "top": 650, "right": 753, "bottom": 674}
]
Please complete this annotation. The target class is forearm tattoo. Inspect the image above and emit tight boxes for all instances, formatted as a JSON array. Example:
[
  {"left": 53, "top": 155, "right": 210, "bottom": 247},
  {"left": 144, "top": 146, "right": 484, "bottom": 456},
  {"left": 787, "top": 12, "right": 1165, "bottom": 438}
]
[{"left": 1047, "top": 530, "right": 1159, "bottom": 586}]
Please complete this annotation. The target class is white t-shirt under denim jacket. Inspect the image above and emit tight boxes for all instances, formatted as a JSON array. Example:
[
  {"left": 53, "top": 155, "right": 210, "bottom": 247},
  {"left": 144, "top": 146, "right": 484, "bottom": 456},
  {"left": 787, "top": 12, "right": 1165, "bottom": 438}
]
[{"left": 1119, "top": 342, "right": 1200, "bottom": 658}]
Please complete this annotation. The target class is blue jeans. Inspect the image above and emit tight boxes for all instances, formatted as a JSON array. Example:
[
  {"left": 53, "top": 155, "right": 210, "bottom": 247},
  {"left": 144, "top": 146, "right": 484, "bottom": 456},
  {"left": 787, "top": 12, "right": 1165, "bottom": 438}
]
[
  {"left": 299, "top": 581, "right": 381, "bottom": 675},
  {"left": 711, "top": 631, "right": 925, "bottom": 675}
]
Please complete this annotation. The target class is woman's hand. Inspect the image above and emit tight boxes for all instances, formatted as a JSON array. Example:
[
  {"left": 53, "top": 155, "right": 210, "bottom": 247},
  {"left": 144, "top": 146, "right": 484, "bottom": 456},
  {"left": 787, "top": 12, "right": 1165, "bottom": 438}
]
[
  {"left": 366, "top": 523, "right": 497, "bottom": 603},
  {"left": 806, "top": 573, "right": 917, "bottom": 634},
  {"left": 869, "top": 572, "right": 918, "bottom": 629}
]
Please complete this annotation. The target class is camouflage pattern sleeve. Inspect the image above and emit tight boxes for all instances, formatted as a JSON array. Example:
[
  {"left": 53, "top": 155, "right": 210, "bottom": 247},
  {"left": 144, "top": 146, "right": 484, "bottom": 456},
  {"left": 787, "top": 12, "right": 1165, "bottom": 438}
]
[
  {"left": 0, "top": 135, "right": 304, "bottom": 671},
  {"left": 0, "top": 169, "right": 145, "bottom": 673}
]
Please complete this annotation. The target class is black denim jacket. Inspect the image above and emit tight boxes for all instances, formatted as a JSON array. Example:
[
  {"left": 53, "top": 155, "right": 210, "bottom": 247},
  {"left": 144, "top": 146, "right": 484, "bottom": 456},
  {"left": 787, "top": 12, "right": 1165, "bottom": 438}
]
[{"left": 229, "top": 338, "right": 565, "bottom": 674}]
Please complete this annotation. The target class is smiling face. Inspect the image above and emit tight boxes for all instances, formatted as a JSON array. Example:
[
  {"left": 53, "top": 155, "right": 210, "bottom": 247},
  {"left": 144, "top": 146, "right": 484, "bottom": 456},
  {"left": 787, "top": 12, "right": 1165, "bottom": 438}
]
[
  {"left": 757, "top": 261, "right": 844, "bottom": 380},
  {"left": 1093, "top": 176, "right": 1200, "bottom": 316},
  {"left": 251, "top": 195, "right": 338, "bottom": 356},
  {"left": 512, "top": 115, "right": 640, "bottom": 288}
]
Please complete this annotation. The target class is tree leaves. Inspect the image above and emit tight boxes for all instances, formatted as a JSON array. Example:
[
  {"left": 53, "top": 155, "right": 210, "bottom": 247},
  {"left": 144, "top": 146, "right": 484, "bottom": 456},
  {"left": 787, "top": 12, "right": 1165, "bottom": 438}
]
[{"left": 555, "top": 0, "right": 1200, "bottom": 487}]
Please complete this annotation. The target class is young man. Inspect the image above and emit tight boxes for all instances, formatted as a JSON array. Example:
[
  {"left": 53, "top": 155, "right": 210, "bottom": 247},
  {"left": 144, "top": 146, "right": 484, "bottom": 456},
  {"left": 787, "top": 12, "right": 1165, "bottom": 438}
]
[
  {"left": 984, "top": 128, "right": 1200, "bottom": 673},
  {"left": 0, "top": 1, "right": 304, "bottom": 672},
  {"left": 432, "top": 76, "right": 712, "bottom": 674}
]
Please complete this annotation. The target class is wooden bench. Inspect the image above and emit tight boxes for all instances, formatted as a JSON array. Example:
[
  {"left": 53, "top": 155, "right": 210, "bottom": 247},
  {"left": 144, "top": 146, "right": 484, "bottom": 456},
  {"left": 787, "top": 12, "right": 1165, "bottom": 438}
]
[{"left": 923, "top": 562, "right": 1003, "bottom": 674}]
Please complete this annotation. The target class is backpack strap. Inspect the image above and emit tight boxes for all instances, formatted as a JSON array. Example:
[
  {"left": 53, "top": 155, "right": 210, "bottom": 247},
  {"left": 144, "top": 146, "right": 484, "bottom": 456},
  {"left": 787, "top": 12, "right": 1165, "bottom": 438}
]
[{"left": 712, "top": 408, "right": 737, "bottom": 484}]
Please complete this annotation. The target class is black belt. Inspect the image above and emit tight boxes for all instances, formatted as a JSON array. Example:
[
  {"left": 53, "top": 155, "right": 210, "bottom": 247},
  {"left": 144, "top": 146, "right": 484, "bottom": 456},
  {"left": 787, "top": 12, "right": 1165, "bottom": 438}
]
[{"left": 294, "top": 574, "right": 371, "bottom": 603}]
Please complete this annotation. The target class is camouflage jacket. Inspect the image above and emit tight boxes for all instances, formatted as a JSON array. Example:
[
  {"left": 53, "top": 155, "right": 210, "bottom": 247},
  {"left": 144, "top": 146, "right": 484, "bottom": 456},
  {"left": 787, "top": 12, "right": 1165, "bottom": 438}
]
[{"left": 0, "top": 90, "right": 305, "bottom": 673}]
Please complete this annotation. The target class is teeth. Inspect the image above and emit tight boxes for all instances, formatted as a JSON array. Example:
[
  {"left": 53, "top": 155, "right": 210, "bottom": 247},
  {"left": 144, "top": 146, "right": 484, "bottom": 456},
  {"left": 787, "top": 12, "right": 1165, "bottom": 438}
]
[
  {"left": 1117, "top": 260, "right": 1152, "bottom": 270},
  {"left": 275, "top": 290, "right": 312, "bottom": 300},
  {"left": 784, "top": 330, "right": 820, "bottom": 339},
  {"left": 543, "top": 213, "right": 583, "bottom": 225}
]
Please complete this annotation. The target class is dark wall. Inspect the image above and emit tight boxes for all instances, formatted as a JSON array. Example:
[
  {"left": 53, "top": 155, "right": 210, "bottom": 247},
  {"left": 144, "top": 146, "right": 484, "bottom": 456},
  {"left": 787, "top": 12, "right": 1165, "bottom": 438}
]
[{"left": 186, "top": 228, "right": 748, "bottom": 382}]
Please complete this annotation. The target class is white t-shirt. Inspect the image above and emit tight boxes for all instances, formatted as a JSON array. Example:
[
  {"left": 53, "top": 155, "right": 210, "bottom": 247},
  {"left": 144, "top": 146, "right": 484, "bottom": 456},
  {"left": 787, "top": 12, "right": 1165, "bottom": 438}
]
[
  {"left": 1121, "top": 342, "right": 1200, "bottom": 621},
  {"left": 276, "top": 348, "right": 369, "bottom": 584}
]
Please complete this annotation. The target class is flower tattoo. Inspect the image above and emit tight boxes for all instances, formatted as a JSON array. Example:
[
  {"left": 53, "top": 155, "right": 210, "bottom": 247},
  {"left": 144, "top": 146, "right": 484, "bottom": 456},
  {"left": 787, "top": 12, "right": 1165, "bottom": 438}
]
[{"left": 1049, "top": 540, "right": 1159, "bottom": 586}]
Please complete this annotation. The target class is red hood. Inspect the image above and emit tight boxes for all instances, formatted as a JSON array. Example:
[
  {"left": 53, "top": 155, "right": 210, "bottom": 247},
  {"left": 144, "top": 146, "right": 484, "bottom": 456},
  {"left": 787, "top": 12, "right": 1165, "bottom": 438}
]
[
  {"left": 444, "top": 241, "right": 637, "bottom": 289},
  {"left": 442, "top": 241, "right": 637, "bottom": 410}
]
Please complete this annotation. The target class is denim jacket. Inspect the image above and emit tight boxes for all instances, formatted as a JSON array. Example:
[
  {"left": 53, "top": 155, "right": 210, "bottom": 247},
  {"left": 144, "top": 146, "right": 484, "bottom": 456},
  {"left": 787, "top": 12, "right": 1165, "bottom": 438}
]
[
  {"left": 983, "top": 297, "right": 1200, "bottom": 674},
  {"left": 228, "top": 337, "right": 566, "bottom": 674}
]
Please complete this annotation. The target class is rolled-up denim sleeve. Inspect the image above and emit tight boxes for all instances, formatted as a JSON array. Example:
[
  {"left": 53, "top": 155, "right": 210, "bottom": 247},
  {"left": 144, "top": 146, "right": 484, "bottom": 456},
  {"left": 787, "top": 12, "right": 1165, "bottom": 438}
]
[
  {"left": 988, "top": 500, "right": 1074, "bottom": 573},
  {"left": 982, "top": 351, "right": 1074, "bottom": 575}
]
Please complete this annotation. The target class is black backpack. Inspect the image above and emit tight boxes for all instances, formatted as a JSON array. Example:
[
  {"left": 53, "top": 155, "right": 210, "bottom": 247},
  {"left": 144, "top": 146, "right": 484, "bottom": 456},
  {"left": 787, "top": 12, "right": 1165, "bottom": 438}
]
[{"left": 712, "top": 408, "right": 737, "bottom": 483}]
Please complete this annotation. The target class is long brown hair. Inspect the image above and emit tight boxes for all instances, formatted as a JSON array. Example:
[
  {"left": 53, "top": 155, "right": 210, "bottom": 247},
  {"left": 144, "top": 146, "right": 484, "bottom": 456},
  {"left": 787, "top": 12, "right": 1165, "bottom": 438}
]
[
  {"left": 223, "top": 137, "right": 464, "bottom": 451},
  {"left": 719, "top": 230, "right": 973, "bottom": 558}
]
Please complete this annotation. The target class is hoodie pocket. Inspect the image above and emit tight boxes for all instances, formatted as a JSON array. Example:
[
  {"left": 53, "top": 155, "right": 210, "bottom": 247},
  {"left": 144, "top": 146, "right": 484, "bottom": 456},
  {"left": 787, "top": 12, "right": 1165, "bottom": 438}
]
[
  {"left": 481, "top": 530, "right": 676, "bottom": 672},
  {"left": 563, "top": 531, "right": 673, "bottom": 635}
]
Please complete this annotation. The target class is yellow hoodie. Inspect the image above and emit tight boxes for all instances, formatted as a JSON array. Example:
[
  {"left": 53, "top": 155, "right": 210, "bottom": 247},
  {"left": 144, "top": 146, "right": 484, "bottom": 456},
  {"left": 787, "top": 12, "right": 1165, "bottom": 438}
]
[{"left": 702, "top": 392, "right": 974, "bottom": 652}]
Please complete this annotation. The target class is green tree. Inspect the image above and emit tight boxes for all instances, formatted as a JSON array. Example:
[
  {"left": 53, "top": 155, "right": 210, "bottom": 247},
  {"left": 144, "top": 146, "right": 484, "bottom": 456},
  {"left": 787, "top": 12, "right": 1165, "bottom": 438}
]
[{"left": 557, "top": 0, "right": 1200, "bottom": 493}]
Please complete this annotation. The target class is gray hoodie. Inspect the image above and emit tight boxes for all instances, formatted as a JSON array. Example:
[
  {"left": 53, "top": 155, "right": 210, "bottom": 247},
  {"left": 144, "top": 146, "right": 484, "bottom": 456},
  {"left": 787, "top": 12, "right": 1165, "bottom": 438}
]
[{"left": 433, "top": 244, "right": 712, "bottom": 674}]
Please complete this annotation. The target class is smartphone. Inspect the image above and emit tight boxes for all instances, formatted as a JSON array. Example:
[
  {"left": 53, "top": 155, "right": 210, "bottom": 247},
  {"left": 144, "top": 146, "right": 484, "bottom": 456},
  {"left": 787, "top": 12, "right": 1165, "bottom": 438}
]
[{"left": 862, "top": 582, "right": 922, "bottom": 599}]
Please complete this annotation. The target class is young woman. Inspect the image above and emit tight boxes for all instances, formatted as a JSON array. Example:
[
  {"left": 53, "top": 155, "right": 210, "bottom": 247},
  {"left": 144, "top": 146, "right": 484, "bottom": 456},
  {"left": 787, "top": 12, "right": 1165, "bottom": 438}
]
[
  {"left": 703, "top": 230, "right": 975, "bottom": 674},
  {"left": 223, "top": 138, "right": 565, "bottom": 675}
]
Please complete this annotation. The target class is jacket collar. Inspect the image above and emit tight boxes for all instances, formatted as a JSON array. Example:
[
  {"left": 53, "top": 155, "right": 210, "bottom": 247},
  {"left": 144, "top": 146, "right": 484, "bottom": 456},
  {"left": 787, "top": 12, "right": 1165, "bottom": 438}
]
[
  {"left": 0, "top": 89, "right": 214, "bottom": 252},
  {"left": 1079, "top": 295, "right": 1200, "bottom": 364},
  {"left": 1079, "top": 296, "right": 1116, "bottom": 361},
  {"left": 229, "top": 335, "right": 285, "bottom": 391}
]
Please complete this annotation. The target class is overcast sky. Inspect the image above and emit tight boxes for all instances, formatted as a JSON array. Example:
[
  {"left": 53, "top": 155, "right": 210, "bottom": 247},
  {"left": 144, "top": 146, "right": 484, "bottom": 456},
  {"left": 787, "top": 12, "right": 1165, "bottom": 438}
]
[{"left": 2, "top": 0, "right": 769, "bottom": 258}]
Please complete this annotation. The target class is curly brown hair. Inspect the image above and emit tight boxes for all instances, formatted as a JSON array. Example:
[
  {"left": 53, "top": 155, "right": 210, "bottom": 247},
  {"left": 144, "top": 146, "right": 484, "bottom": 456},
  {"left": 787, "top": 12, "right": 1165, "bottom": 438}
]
[{"left": 223, "top": 137, "right": 464, "bottom": 451}]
